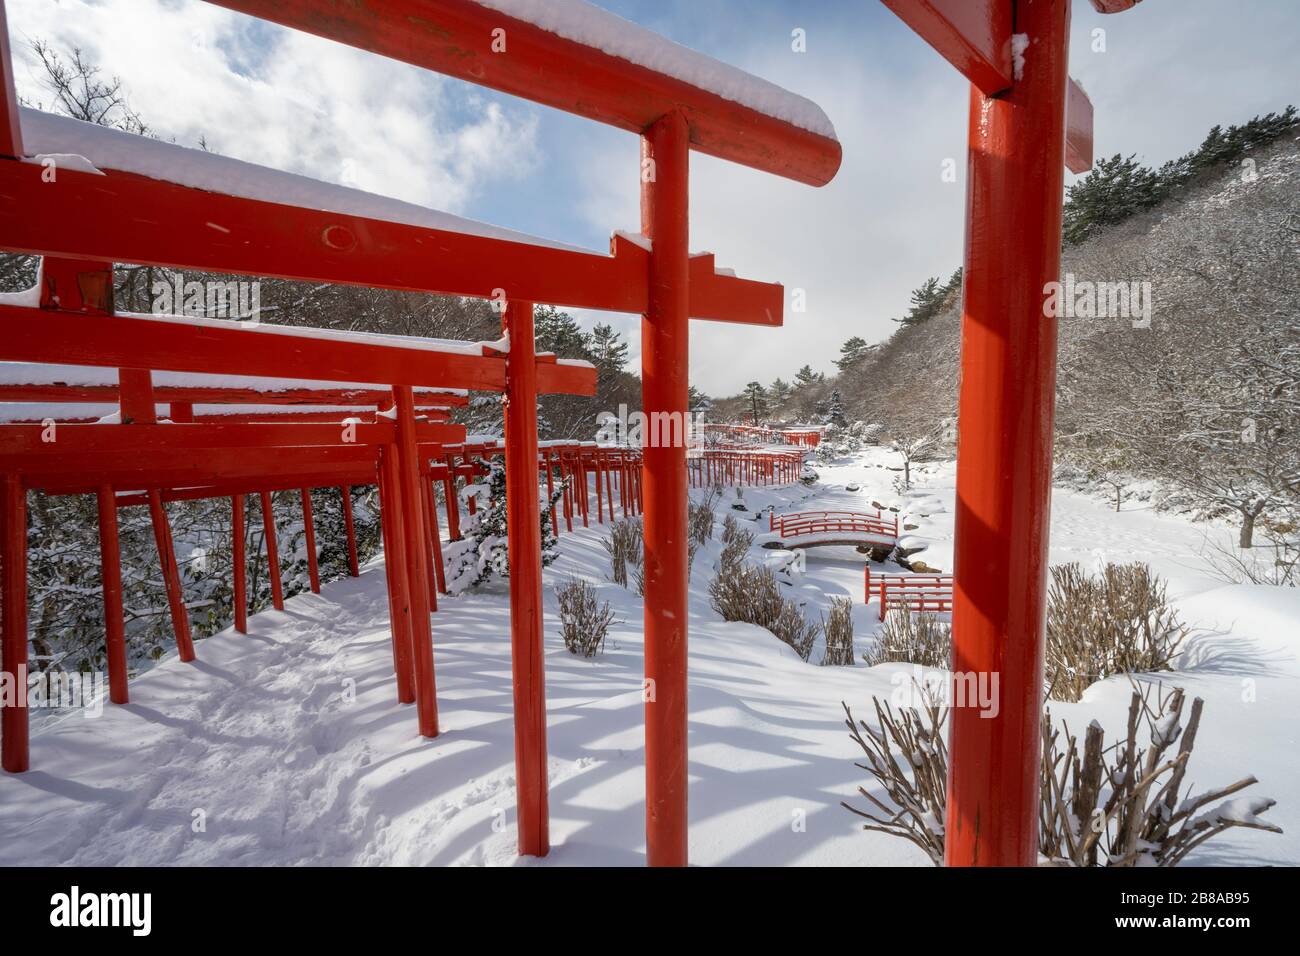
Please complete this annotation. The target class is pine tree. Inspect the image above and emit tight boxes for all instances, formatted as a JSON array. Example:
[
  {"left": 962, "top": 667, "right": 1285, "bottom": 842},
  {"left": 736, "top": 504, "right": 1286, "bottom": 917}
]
[
  {"left": 793, "top": 365, "right": 823, "bottom": 389},
  {"left": 442, "top": 459, "right": 564, "bottom": 593},
  {"left": 1062, "top": 153, "right": 1164, "bottom": 246},
  {"left": 743, "top": 381, "right": 768, "bottom": 424},
  {"left": 687, "top": 385, "right": 712, "bottom": 414},
  {"left": 835, "top": 336, "right": 872, "bottom": 372},
  {"left": 826, "top": 389, "right": 847, "bottom": 427},
  {"left": 894, "top": 276, "right": 948, "bottom": 326}
]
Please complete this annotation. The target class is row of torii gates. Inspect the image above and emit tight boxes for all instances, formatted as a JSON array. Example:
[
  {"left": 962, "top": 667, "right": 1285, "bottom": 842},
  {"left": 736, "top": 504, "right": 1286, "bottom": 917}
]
[{"left": 0, "top": 0, "right": 1136, "bottom": 867}]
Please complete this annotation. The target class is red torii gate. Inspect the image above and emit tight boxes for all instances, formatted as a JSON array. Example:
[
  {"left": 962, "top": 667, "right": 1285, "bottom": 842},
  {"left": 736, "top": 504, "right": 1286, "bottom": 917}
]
[
  {"left": 881, "top": 0, "right": 1140, "bottom": 866},
  {"left": 0, "top": 0, "right": 838, "bottom": 867}
]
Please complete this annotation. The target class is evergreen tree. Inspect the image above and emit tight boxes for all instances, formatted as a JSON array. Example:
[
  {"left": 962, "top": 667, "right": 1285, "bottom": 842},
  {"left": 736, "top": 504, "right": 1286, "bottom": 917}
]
[
  {"left": 835, "top": 336, "right": 872, "bottom": 372},
  {"left": 1062, "top": 153, "right": 1164, "bottom": 246},
  {"left": 894, "top": 276, "right": 948, "bottom": 327},
  {"left": 826, "top": 389, "right": 847, "bottom": 427},
  {"left": 588, "top": 322, "right": 629, "bottom": 380},
  {"left": 442, "top": 459, "right": 564, "bottom": 593},
  {"left": 743, "top": 381, "right": 768, "bottom": 424},
  {"left": 793, "top": 365, "right": 823, "bottom": 389},
  {"left": 687, "top": 385, "right": 712, "bottom": 414},
  {"left": 768, "top": 377, "right": 792, "bottom": 406}
]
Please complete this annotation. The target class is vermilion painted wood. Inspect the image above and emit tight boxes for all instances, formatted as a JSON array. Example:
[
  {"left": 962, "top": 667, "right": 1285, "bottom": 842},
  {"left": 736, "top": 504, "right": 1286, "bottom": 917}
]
[
  {"left": 301, "top": 488, "right": 321, "bottom": 593},
  {"left": 203, "top": 0, "right": 841, "bottom": 187},
  {"left": 501, "top": 301, "right": 549, "bottom": 857},
  {"left": 1090, "top": 0, "right": 1141, "bottom": 11},
  {"left": 37, "top": 257, "right": 114, "bottom": 313},
  {"left": 946, "top": 0, "right": 1071, "bottom": 868},
  {"left": 96, "top": 486, "right": 129, "bottom": 703},
  {"left": 422, "top": 478, "right": 447, "bottom": 595},
  {"left": 0, "top": 420, "right": 465, "bottom": 456},
  {"left": 0, "top": 164, "right": 783, "bottom": 325},
  {"left": 641, "top": 112, "right": 690, "bottom": 868},
  {"left": 259, "top": 491, "right": 286, "bottom": 611},
  {"left": 0, "top": 164, "right": 780, "bottom": 325},
  {"left": 0, "top": 383, "right": 469, "bottom": 408},
  {"left": 1065, "top": 77, "right": 1094, "bottom": 173},
  {"left": 0, "top": 0, "right": 21, "bottom": 159},
  {"left": 340, "top": 486, "right": 360, "bottom": 577},
  {"left": 378, "top": 448, "right": 416, "bottom": 704},
  {"left": 148, "top": 489, "right": 196, "bottom": 661},
  {"left": 108, "top": 471, "right": 376, "bottom": 507},
  {"left": 232, "top": 495, "right": 248, "bottom": 634},
  {"left": 1, "top": 473, "right": 28, "bottom": 772},
  {"left": 881, "top": 0, "right": 1013, "bottom": 95},
  {"left": 0, "top": 304, "right": 508, "bottom": 392},
  {"left": 393, "top": 386, "right": 439, "bottom": 738}
]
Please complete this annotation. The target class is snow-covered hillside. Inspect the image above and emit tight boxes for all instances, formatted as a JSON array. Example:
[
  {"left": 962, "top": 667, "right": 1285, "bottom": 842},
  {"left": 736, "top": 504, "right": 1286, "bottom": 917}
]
[{"left": 1, "top": 448, "right": 1294, "bottom": 866}]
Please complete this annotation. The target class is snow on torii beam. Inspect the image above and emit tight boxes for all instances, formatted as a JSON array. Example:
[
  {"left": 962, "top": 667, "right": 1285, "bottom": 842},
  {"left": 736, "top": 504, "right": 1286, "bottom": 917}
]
[
  {"left": 880, "top": 0, "right": 1140, "bottom": 868},
  {"left": 204, "top": 0, "right": 842, "bottom": 187}
]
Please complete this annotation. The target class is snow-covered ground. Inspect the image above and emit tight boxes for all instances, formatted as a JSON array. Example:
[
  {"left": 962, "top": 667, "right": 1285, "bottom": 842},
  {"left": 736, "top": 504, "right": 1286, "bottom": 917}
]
[{"left": 1, "top": 447, "right": 1295, "bottom": 866}]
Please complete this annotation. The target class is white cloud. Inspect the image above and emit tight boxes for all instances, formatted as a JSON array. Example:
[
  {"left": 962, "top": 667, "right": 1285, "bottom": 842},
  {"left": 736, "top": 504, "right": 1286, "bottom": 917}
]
[{"left": 8, "top": 0, "right": 538, "bottom": 213}]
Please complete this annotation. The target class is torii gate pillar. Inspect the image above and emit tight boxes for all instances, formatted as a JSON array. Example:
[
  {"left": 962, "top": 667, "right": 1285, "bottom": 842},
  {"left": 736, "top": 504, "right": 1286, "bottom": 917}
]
[
  {"left": 641, "top": 110, "right": 690, "bottom": 868},
  {"left": 947, "top": 0, "right": 1071, "bottom": 866}
]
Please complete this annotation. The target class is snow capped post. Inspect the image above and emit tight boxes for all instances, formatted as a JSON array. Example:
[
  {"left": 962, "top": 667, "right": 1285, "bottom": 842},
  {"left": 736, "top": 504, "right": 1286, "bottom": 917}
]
[
  {"left": 641, "top": 110, "right": 691, "bottom": 868},
  {"left": 881, "top": 0, "right": 1119, "bottom": 866},
  {"left": 501, "top": 300, "right": 550, "bottom": 857}
]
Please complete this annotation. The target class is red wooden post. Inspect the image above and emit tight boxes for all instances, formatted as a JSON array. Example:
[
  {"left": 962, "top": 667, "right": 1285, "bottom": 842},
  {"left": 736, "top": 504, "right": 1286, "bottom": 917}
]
[
  {"left": 946, "top": 0, "right": 1071, "bottom": 867},
  {"left": 393, "top": 386, "right": 439, "bottom": 738},
  {"left": 442, "top": 452, "right": 461, "bottom": 540},
  {"left": 259, "top": 490, "right": 285, "bottom": 611},
  {"left": 542, "top": 449, "right": 559, "bottom": 537},
  {"left": 426, "top": 476, "right": 447, "bottom": 608},
  {"left": 502, "top": 300, "right": 550, "bottom": 857},
  {"left": 2, "top": 473, "right": 29, "bottom": 772},
  {"left": 378, "top": 448, "right": 415, "bottom": 704},
  {"left": 301, "top": 487, "right": 321, "bottom": 593},
  {"left": 339, "top": 485, "right": 360, "bottom": 577},
  {"left": 641, "top": 110, "right": 690, "bottom": 867},
  {"left": 232, "top": 494, "right": 248, "bottom": 633},
  {"left": 148, "top": 489, "right": 196, "bottom": 661},
  {"left": 426, "top": 477, "right": 448, "bottom": 594},
  {"left": 96, "top": 485, "right": 129, "bottom": 703}
]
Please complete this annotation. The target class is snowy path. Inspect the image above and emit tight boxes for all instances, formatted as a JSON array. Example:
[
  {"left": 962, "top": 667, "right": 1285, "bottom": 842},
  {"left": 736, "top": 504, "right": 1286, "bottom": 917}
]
[{"left": 1, "top": 448, "right": 1295, "bottom": 866}]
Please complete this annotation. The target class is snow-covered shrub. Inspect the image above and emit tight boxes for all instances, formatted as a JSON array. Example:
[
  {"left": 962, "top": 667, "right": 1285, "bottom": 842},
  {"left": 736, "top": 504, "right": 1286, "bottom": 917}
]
[
  {"left": 820, "top": 597, "right": 855, "bottom": 666},
  {"left": 602, "top": 517, "right": 643, "bottom": 589},
  {"left": 709, "top": 562, "right": 819, "bottom": 661},
  {"left": 841, "top": 684, "right": 1281, "bottom": 866},
  {"left": 443, "top": 460, "right": 563, "bottom": 594},
  {"left": 799, "top": 465, "right": 818, "bottom": 486},
  {"left": 556, "top": 578, "right": 616, "bottom": 658},
  {"left": 1045, "top": 562, "right": 1186, "bottom": 702},
  {"left": 718, "top": 514, "right": 754, "bottom": 570},
  {"left": 688, "top": 490, "right": 718, "bottom": 548},
  {"left": 863, "top": 610, "right": 951, "bottom": 669}
]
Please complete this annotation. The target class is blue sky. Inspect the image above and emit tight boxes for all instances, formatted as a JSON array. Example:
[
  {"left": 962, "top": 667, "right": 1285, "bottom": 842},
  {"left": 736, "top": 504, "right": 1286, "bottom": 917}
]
[{"left": 9, "top": 0, "right": 1300, "bottom": 395}]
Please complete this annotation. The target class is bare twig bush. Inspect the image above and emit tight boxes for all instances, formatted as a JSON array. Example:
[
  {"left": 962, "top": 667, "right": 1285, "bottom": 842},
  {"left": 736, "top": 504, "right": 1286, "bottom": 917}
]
[
  {"left": 718, "top": 514, "right": 754, "bottom": 572},
  {"left": 689, "top": 491, "right": 718, "bottom": 548},
  {"left": 556, "top": 577, "right": 616, "bottom": 658},
  {"left": 841, "top": 689, "right": 948, "bottom": 863},
  {"left": 709, "top": 561, "right": 819, "bottom": 661},
  {"left": 1046, "top": 562, "right": 1187, "bottom": 702},
  {"left": 821, "top": 597, "right": 855, "bottom": 666},
  {"left": 602, "top": 517, "right": 643, "bottom": 588},
  {"left": 862, "top": 610, "right": 951, "bottom": 668},
  {"left": 842, "top": 684, "right": 1281, "bottom": 866},
  {"left": 1201, "top": 531, "right": 1299, "bottom": 588}
]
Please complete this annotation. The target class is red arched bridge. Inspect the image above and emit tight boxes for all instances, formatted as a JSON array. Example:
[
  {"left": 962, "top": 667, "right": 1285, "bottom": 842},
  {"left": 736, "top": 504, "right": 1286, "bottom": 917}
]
[{"left": 766, "top": 510, "right": 899, "bottom": 551}]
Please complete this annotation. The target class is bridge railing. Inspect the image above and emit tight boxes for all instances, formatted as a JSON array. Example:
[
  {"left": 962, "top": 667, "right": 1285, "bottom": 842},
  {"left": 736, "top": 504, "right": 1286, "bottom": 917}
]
[
  {"left": 864, "top": 568, "right": 954, "bottom": 621},
  {"left": 770, "top": 510, "right": 898, "bottom": 540}
]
